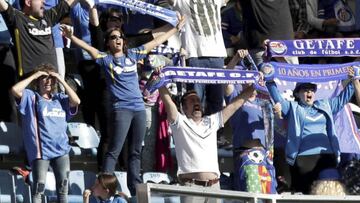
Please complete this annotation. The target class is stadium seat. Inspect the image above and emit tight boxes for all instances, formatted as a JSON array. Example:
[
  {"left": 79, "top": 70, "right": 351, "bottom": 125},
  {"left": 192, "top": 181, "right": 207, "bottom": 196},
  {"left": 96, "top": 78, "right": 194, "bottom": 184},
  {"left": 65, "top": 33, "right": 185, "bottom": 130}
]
[
  {"left": 14, "top": 175, "right": 31, "bottom": 203},
  {"left": 114, "top": 171, "right": 131, "bottom": 197},
  {"left": 67, "top": 122, "right": 100, "bottom": 157},
  {"left": 142, "top": 172, "right": 180, "bottom": 203},
  {"left": 142, "top": 172, "right": 172, "bottom": 184},
  {"left": 68, "top": 170, "right": 96, "bottom": 203},
  {"left": 0, "top": 122, "right": 23, "bottom": 155},
  {"left": 0, "top": 169, "right": 26, "bottom": 203}
]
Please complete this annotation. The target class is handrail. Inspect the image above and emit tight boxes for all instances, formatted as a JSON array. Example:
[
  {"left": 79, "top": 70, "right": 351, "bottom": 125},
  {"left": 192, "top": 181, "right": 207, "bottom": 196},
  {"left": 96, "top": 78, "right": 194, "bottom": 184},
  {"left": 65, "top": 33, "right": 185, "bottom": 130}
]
[{"left": 136, "top": 183, "right": 360, "bottom": 203}]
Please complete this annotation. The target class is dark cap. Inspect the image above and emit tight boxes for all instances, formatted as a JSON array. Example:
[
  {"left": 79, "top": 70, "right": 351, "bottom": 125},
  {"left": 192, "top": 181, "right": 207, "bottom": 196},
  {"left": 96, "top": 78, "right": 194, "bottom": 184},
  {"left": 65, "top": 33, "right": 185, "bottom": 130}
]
[{"left": 293, "top": 82, "right": 317, "bottom": 94}]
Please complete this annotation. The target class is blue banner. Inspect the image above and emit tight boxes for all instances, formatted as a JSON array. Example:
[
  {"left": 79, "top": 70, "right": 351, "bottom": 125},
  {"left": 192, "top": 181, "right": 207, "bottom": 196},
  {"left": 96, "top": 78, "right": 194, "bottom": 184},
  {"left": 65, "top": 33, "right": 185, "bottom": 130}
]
[
  {"left": 260, "top": 62, "right": 360, "bottom": 82},
  {"left": 96, "top": 0, "right": 178, "bottom": 26},
  {"left": 145, "top": 66, "right": 259, "bottom": 93},
  {"left": 267, "top": 38, "right": 360, "bottom": 57}
]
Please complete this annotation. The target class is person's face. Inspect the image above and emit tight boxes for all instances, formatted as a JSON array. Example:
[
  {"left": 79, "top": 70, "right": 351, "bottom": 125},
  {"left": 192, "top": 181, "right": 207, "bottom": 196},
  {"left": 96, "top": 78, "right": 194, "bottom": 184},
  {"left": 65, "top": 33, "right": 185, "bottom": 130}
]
[
  {"left": 106, "top": 12, "right": 123, "bottom": 29},
  {"left": 107, "top": 30, "right": 124, "bottom": 53},
  {"left": 91, "top": 179, "right": 108, "bottom": 198},
  {"left": 182, "top": 94, "right": 202, "bottom": 119},
  {"left": 38, "top": 75, "right": 55, "bottom": 94},
  {"left": 296, "top": 87, "right": 316, "bottom": 106},
  {"left": 29, "top": 0, "right": 45, "bottom": 18}
]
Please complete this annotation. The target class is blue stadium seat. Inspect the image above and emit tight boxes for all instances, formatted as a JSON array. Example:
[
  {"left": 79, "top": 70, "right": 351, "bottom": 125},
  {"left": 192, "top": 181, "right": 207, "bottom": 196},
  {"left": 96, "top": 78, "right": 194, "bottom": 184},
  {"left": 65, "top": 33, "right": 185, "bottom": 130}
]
[
  {"left": 142, "top": 172, "right": 172, "bottom": 184},
  {"left": 0, "top": 170, "right": 25, "bottom": 203},
  {"left": 142, "top": 172, "right": 180, "bottom": 203},
  {"left": 67, "top": 122, "right": 100, "bottom": 157},
  {"left": 0, "top": 122, "right": 23, "bottom": 155},
  {"left": 68, "top": 170, "right": 96, "bottom": 203}
]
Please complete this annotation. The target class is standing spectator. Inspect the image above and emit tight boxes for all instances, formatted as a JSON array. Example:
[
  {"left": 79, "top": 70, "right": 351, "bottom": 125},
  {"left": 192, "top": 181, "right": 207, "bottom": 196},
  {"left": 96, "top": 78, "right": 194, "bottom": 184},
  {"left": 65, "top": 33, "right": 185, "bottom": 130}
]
[
  {"left": 158, "top": 80, "right": 256, "bottom": 203},
  {"left": 262, "top": 67, "right": 360, "bottom": 194},
  {"left": 11, "top": 63, "right": 80, "bottom": 203},
  {"left": 84, "top": 2, "right": 177, "bottom": 170},
  {"left": 44, "top": 0, "right": 66, "bottom": 80},
  {"left": 240, "top": 0, "right": 297, "bottom": 65},
  {"left": 221, "top": 0, "right": 244, "bottom": 58},
  {"left": 168, "top": 0, "right": 228, "bottom": 115},
  {"left": 289, "top": 0, "right": 312, "bottom": 39},
  {"left": 61, "top": 15, "right": 185, "bottom": 196},
  {"left": 225, "top": 50, "right": 279, "bottom": 194},
  {"left": 70, "top": 0, "right": 111, "bottom": 171},
  {"left": 0, "top": 0, "right": 76, "bottom": 78},
  {"left": 0, "top": 0, "right": 17, "bottom": 122}
]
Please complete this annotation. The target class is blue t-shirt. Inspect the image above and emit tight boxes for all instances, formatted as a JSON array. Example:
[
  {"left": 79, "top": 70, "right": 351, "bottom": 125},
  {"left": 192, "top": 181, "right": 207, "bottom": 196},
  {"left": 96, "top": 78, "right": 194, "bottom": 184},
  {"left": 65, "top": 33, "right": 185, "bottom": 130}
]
[
  {"left": 89, "top": 195, "right": 127, "bottom": 203},
  {"left": 71, "top": 2, "right": 92, "bottom": 60},
  {"left": 17, "top": 89, "right": 76, "bottom": 165},
  {"left": 225, "top": 85, "right": 266, "bottom": 149},
  {"left": 298, "top": 105, "right": 333, "bottom": 155},
  {"left": 96, "top": 46, "right": 147, "bottom": 111}
]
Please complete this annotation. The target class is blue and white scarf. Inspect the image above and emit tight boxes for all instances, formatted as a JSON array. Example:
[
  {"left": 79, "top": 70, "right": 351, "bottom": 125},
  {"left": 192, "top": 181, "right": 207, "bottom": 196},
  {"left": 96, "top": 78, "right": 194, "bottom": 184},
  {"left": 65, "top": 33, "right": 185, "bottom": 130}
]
[
  {"left": 96, "top": 0, "right": 178, "bottom": 26},
  {"left": 266, "top": 38, "right": 360, "bottom": 57}
]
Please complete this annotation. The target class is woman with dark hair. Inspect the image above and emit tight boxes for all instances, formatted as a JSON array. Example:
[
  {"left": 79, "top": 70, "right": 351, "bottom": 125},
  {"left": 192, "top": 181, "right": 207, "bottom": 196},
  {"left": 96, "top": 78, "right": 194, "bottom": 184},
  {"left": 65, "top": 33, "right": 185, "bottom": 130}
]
[
  {"left": 61, "top": 15, "right": 185, "bottom": 196},
  {"left": 11, "top": 63, "right": 81, "bottom": 203},
  {"left": 262, "top": 67, "right": 360, "bottom": 194}
]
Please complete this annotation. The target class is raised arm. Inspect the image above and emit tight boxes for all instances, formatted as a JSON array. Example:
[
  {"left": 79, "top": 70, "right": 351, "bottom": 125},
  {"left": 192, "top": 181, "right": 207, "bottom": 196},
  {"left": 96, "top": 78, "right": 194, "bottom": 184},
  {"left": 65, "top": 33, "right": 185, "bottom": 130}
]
[
  {"left": 222, "top": 84, "right": 255, "bottom": 124},
  {"left": 225, "top": 49, "right": 249, "bottom": 96},
  {"left": 328, "top": 67, "right": 357, "bottom": 114},
  {"left": 159, "top": 86, "right": 179, "bottom": 123},
  {"left": 49, "top": 72, "right": 81, "bottom": 107},
  {"left": 143, "top": 15, "right": 185, "bottom": 52},
  {"left": 61, "top": 24, "right": 99, "bottom": 59},
  {"left": 0, "top": 0, "right": 9, "bottom": 12},
  {"left": 11, "top": 71, "right": 48, "bottom": 99}
]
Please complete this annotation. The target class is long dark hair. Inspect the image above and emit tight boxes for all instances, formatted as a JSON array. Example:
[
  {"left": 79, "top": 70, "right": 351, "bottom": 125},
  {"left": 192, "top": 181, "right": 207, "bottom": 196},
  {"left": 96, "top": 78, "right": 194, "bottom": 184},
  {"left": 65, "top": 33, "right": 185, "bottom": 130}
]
[{"left": 104, "top": 27, "right": 128, "bottom": 55}]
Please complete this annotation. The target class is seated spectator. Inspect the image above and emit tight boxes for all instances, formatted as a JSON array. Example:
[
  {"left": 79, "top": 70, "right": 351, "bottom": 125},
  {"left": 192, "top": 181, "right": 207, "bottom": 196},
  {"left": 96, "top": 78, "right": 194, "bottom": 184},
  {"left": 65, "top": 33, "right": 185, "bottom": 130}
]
[{"left": 83, "top": 172, "right": 128, "bottom": 203}]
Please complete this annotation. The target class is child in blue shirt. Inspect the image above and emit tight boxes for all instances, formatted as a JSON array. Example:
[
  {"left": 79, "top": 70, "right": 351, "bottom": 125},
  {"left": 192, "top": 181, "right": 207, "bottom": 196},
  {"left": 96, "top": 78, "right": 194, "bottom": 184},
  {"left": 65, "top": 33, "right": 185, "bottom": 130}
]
[{"left": 83, "top": 173, "right": 128, "bottom": 203}]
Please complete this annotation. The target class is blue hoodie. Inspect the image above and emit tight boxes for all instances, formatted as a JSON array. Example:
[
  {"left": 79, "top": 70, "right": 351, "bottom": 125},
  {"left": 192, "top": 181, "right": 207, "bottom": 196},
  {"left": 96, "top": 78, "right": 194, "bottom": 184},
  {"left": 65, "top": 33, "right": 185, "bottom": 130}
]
[{"left": 266, "top": 81, "right": 354, "bottom": 165}]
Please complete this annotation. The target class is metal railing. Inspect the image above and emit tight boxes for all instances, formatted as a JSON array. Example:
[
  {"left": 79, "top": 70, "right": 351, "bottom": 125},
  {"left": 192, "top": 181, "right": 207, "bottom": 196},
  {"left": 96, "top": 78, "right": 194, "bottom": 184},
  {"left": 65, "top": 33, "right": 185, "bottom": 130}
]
[{"left": 136, "top": 183, "right": 360, "bottom": 203}]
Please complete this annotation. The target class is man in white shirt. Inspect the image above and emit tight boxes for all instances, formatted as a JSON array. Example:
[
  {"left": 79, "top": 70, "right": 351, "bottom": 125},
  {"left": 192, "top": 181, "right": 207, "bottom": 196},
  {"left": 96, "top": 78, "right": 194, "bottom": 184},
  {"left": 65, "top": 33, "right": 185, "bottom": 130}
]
[{"left": 159, "top": 83, "right": 255, "bottom": 203}]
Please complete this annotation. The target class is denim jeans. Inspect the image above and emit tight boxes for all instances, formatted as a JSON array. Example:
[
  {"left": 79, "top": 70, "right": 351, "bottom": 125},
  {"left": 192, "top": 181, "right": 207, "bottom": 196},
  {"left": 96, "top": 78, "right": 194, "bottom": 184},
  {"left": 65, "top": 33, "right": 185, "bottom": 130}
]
[
  {"left": 103, "top": 108, "right": 146, "bottom": 196},
  {"left": 31, "top": 154, "right": 70, "bottom": 203},
  {"left": 186, "top": 57, "right": 224, "bottom": 115}
]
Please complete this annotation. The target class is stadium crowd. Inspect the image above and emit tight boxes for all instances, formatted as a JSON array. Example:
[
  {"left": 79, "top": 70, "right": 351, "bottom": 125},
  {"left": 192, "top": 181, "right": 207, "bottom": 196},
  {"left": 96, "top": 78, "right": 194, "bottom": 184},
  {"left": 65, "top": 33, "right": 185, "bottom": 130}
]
[{"left": 1, "top": 0, "right": 360, "bottom": 202}]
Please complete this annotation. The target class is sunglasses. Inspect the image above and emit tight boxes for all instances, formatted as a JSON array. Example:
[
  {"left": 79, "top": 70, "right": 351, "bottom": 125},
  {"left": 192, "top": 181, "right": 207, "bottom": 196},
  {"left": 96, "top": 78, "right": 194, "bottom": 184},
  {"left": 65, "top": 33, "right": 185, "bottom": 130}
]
[
  {"left": 109, "top": 34, "right": 124, "bottom": 40},
  {"left": 39, "top": 75, "right": 54, "bottom": 80},
  {"left": 108, "top": 15, "right": 122, "bottom": 22}
]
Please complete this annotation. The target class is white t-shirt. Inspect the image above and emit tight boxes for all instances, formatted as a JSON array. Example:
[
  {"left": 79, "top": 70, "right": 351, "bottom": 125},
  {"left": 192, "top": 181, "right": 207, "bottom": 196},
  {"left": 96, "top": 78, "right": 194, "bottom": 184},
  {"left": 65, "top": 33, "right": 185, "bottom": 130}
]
[
  {"left": 170, "top": 112, "right": 223, "bottom": 176},
  {"left": 172, "top": 0, "right": 227, "bottom": 58}
]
